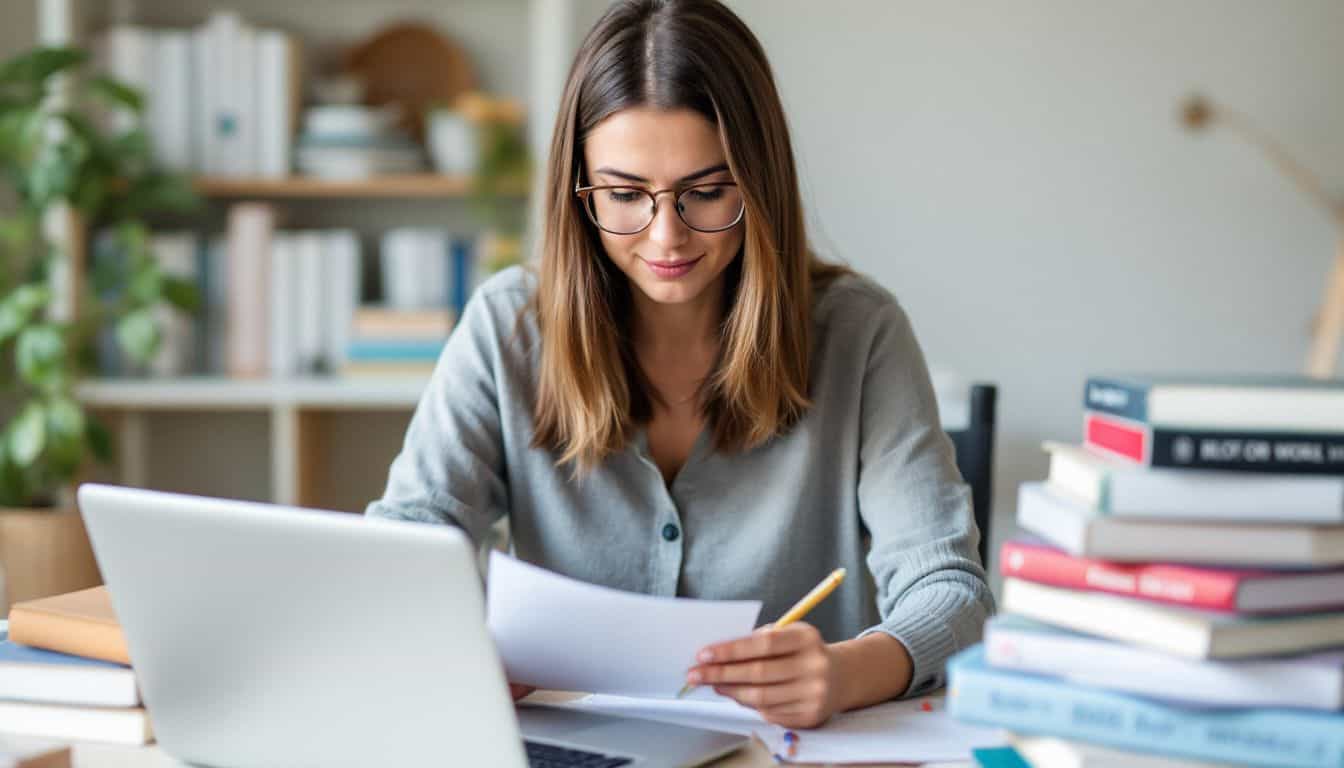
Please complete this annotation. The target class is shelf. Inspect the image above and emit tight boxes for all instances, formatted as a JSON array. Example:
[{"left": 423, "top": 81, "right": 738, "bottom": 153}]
[
  {"left": 193, "top": 174, "right": 528, "bottom": 200},
  {"left": 77, "top": 376, "right": 428, "bottom": 411}
]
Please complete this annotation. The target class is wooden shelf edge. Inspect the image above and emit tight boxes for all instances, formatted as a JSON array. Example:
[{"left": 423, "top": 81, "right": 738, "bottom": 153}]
[{"left": 193, "top": 174, "right": 529, "bottom": 200}]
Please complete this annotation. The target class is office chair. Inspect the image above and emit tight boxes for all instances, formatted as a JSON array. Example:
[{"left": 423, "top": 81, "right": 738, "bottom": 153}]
[{"left": 945, "top": 384, "right": 998, "bottom": 567}]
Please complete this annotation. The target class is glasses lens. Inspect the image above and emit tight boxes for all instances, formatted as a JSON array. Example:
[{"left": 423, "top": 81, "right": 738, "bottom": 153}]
[
  {"left": 588, "top": 187, "right": 653, "bottom": 234},
  {"left": 677, "top": 184, "right": 743, "bottom": 231}
]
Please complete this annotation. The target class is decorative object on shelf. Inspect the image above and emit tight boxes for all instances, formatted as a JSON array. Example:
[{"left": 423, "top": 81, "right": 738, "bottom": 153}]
[
  {"left": 344, "top": 22, "right": 476, "bottom": 144},
  {"left": 0, "top": 45, "right": 198, "bottom": 602},
  {"left": 1180, "top": 93, "right": 1344, "bottom": 378}
]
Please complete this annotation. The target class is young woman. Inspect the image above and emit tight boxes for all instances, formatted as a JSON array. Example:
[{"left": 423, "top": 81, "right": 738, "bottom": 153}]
[{"left": 367, "top": 0, "right": 993, "bottom": 729}]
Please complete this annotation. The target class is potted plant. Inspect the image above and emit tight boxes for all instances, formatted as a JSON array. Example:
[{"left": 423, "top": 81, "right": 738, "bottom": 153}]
[{"left": 0, "top": 46, "right": 198, "bottom": 612}]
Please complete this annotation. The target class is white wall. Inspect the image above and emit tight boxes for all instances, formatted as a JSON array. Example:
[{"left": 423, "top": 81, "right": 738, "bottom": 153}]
[{"left": 576, "top": 0, "right": 1344, "bottom": 572}]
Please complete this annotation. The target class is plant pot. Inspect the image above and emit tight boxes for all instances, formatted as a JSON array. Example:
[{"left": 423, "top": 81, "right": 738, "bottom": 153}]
[{"left": 0, "top": 507, "right": 102, "bottom": 617}]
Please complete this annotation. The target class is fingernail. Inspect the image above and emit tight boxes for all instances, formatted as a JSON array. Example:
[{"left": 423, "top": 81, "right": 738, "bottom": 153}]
[
  {"left": 698, "top": 650, "right": 714, "bottom": 663},
  {"left": 687, "top": 670, "right": 702, "bottom": 684}
]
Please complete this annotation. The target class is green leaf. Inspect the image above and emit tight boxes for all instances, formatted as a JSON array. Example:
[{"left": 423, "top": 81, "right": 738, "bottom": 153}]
[
  {"left": 109, "top": 172, "right": 199, "bottom": 219},
  {"left": 86, "top": 418, "right": 113, "bottom": 463},
  {"left": 115, "top": 308, "right": 159, "bottom": 364},
  {"left": 43, "top": 395, "right": 85, "bottom": 475},
  {"left": 0, "top": 47, "right": 87, "bottom": 86},
  {"left": 160, "top": 276, "right": 201, "bottom": 313},
  {"left": 15, "top": 323, "right": 66, "bottom": 389},
  {"left": 128, "top": 262, "right": 163, "bottom": 304},
  {"left": 87, "top": 75, "right": 144, "bottom": 115},
  {"left": 0, "top": 283, "right": 50, "bottom": 343},
  {"left": 8, "top": 401, "right": 47, "bottom": 467}
]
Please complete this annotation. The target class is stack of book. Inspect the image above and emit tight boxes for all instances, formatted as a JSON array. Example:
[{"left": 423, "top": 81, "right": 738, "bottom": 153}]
[
  {"left": 950, "top": 375, "right": 1344, "bottom": 768},
  {"left": 1, "top": 588, "right": 149, "bottom": 746},
  {"left": 340, "top": 228, "right": 484, "bottom": 377},
  {"left": 100, "top": 12, "right": 300, "bottom": 177}
]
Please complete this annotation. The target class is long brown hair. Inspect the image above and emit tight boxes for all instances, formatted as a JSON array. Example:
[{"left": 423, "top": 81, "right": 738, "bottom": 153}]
[{"left": 533, "top": 0, "right": 845, "bottom": 471}]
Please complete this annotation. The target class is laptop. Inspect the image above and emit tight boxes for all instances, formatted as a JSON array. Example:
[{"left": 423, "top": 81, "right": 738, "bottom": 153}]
[{"left": 77, "top": 484, "right": 750, "bottom": 768}]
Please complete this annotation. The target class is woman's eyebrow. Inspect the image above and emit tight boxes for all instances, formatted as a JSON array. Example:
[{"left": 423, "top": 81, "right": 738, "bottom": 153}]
[{"left": 593, "top": 162, "right": 730, "bottom": 184}]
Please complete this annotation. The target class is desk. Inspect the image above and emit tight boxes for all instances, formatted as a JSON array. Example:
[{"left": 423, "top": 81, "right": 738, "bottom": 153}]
[{"left": 63, "top": 742, "right": 972, "bottom": 768}]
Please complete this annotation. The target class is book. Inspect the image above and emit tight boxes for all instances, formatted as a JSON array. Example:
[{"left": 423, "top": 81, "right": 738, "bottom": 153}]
[
  {"left": 0, "top": 700, "right": 152, "bottom": 746},
  {"left": 1017, "top": 482, "right": 1344, "bottom": 567},
  {"left": 985, "top": 615, "right": 1344, "bottom": 710},
  {"left": 1000, "top": 578, "right": 1344, "bottom": 659},
  {"left": 1045, "top": 442, "right": 1344, "bottom": 523},
  {"left": 225, "top": 203, "right": 274, "bottom": 378},
  {"left": 149, "top": 232, "right": 199, "bottom": 378},
  {"left": 1008, "top": 735, "right": 1241, "bottom": 768},
  {"left": 948, "top": 645, "right": 1344, "bottom": 768},
  {"left": 346, "top": 339, "right": 447, "bottom": 362},
  {"left": 0, "top": 638, "right": 139, "bottom": 708},
  {"left": 324, "top": 230, "right": 362, "bottom": 374},
  {"left": 0, "top": 739, "right": 71, "bottom": 768},
  {"left": 1000, "top": 538, "right": 1344, "bottom": 613},
  {"left": 1083, "top": 375, "right": 1344, "bottom": 433},
  {"left": 351, "top": 308, "right": 454, "bottom": 339},
  {"left": 150, "top": 31, "right": 193, "bottom": 172},
  {"left": 1084, "top": 411, "right": 1344, "bottom": 475},
  {"left": 973, "top": 746, "right": 1032, "bottom": 768},
  {"left": 7, "top": 587, "right": 130, "bottom": 665},
  {"left": 256, "top": 29, "right": 299, "bottom": 178}
]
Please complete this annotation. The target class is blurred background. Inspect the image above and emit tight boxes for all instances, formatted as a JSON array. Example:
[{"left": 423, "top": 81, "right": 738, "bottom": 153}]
[{"left": 0, "top": 0, "right": 1340, "bottom": 608}]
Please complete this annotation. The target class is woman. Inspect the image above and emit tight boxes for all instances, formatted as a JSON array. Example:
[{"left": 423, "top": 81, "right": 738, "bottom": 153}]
[{"left": 367, "top": 0, "right": 993, "bottom": 729}]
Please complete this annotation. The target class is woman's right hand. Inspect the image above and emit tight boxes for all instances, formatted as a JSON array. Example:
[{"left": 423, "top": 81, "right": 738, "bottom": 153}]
[{"left": 509, "top": 683, "right": 536, "bottom": 701}]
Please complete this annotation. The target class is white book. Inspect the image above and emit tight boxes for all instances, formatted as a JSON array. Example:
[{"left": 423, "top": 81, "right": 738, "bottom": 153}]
[
  {"left": 191, "top": 16, "right": 224, "bottom": 175},
  {"left": 256, "top": 30, "right": 298, "bottom": 178},
  {"left": 1016, "top": 481, "right": 1344, "bottom": 567},
  {"left": 1000, "top": 577, "right": 1344, "bottom": 660},
  {"left": 1009, "top": 735, "right": 1237, "bottom": 768},
  {"left": 985, "top": 615, "right": 1344, "bottom": 710},
  {"left": 323, "top": 230, "right": 361, "bottom": 373},
  {"left": 195, "top": 12, "right": 255, "bottom": 176},
  {"left": 226, "top": 203, "right": 274, "bottom": 377},
  {"left": 101, "top": 25, "right": 153, "bottom": 135},
  {"left": 0, "top": 639, "right": 139, "bottom": 709},
  {"left": 381, "top": 230, "right": 422, "bottom": 310},
  {"left": 0, "top": 701, "right": 151, "bottom": 746},
  {"left": 148, "top": 232, "right": 198, "bottom": 377},
  {"left": 268, "top": 232, "right": 297, "bottom": 377},
  {"left": 419, "top": 230, "right": 449, "bottom": 309},
  {"left": 295, "top": 232, "right": 325, "bottom": 374},
  {"left": 1046, "top": 442, "right": 1344, "bottom": 523},
  {"left": 150, "top": 31, "right": 194, "bottom": 171}
]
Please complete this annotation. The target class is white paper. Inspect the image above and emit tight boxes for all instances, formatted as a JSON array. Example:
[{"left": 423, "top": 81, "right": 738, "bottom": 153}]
[
  {"left": 555, "top": 693, "right": 1005, "bottom": 764},
  {"left": 486, "top": 553, "right": 762, "bottom": 697}
]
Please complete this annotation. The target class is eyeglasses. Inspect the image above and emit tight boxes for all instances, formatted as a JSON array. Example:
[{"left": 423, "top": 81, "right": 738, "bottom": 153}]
[{"left": 574, "top": 177, "right": 745, "bottom": 235}]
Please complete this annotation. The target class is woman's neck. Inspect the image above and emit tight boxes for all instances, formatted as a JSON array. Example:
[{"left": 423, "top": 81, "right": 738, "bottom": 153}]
[{"left": 631, "top": 278, "right": 725, "bottom": 355}]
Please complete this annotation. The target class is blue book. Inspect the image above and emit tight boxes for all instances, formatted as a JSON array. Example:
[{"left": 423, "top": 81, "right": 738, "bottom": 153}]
[
  {"left": 948, "top": 645, "right": 1344, "bottom": 768},
  {"left": 0, "top": 636, "right": 139, "bottom": 707},
  {"left": 346, "top": 339, "right": 447, "bottom": 362}
]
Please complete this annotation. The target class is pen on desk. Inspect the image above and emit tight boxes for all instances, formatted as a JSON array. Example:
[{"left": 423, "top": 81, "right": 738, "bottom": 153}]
[{"left": 677, "top": 567, "right": 847, "bottom": 698}]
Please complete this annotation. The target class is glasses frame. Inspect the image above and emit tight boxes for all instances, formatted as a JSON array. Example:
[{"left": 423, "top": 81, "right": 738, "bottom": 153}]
[{"left": 574, "top": 178, "right": 746, "bottom": 235}]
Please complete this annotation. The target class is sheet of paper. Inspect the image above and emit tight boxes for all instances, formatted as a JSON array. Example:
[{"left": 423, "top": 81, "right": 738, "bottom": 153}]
[
  {"left": 486, "top": 553, "right": 761, "bottom": 697},
  {"left": 555, "top": 692, "right": 1005, "bottom": 764}
]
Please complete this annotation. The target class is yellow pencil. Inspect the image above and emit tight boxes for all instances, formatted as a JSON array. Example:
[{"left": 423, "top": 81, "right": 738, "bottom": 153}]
[{"left": 677, "top": 567, "right": 847, "bottom": 698}]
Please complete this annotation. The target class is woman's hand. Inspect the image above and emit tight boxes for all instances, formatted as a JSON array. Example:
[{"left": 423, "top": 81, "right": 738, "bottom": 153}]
[
  {"left": 509, "top": 683, "right": 536, "bottom": 701},
  {"left": 685, "top": 623, "right": 840, "bottom": 729}
]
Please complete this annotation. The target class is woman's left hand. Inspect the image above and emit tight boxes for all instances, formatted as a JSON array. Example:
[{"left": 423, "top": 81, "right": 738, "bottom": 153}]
[{"left": 685, "top": 622, "right": 840, "bottom": 729}]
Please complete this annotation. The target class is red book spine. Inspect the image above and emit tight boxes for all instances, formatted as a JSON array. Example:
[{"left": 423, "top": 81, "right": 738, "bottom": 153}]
[
  {"left": 1000, "top": 540, "right": 1243, "bottom": 612},
  {"left": 1084, "top": 411, "right": 1148, "bottom": 463}
]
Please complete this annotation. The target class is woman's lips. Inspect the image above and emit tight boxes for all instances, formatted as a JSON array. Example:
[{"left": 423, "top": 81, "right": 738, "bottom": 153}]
[{"left": 642, "top": 254, "right": 704, "bottom": 279}]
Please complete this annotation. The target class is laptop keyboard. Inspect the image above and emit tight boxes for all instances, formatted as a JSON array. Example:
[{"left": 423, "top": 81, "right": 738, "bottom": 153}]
[{"left": 524, "top": 740, "right": 634, "bottom": 767}]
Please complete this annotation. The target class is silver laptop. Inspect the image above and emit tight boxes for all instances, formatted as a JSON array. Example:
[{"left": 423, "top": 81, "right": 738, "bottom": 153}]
[{"left": 78, "top": 484, "right": 749, "bottom": 768}]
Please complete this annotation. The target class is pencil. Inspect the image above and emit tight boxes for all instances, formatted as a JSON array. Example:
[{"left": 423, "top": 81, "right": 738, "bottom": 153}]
[{"left": 677, "top": 567, "right": 847, "bottom": 698}]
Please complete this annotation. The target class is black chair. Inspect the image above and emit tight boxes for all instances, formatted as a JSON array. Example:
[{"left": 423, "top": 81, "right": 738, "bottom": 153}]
[{"left": 946, "top": 384, "right": 998, "bottom": 567}]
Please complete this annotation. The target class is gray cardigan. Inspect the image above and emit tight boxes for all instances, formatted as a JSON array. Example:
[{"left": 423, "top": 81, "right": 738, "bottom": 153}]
[{"left": 366, "top": 266, "right": 994, "bottom": 696}]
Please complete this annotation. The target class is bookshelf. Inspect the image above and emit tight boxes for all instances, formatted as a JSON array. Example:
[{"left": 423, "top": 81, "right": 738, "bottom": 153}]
[{"left": 37, "top": 0, "right": 580, "bottom": 512}]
